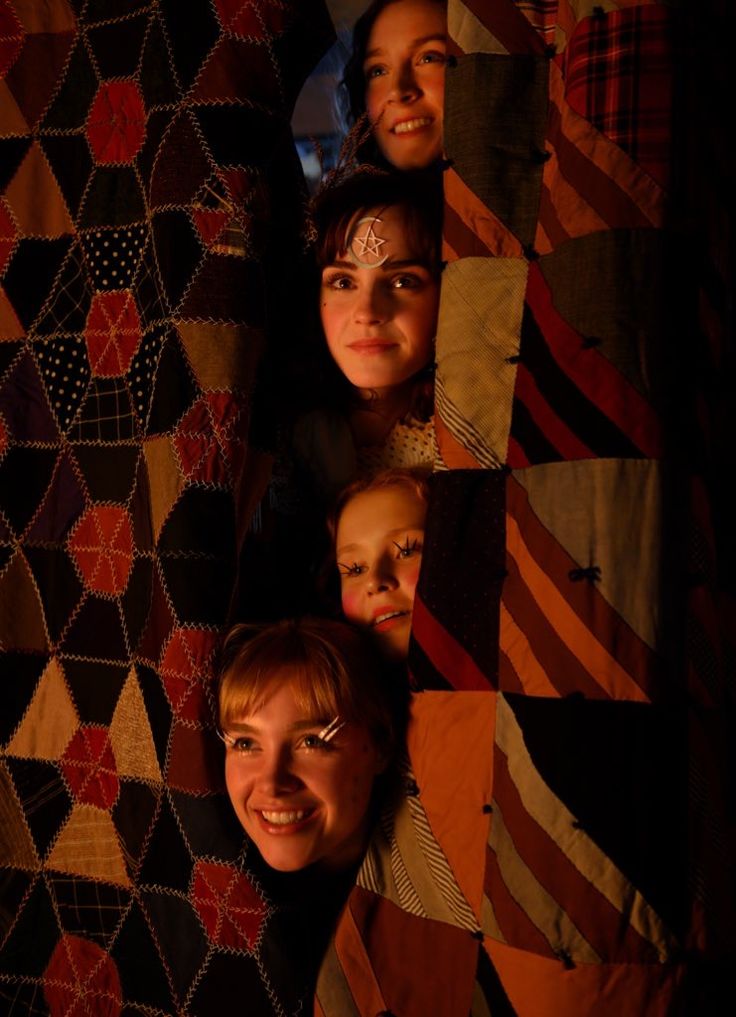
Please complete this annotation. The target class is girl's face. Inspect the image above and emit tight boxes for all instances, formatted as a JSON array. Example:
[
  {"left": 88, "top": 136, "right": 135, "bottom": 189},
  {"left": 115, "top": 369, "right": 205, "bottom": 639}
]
[
  {"left": 336, "top": 484, "right": 427, "bottom": 660},
  {"left": 364, "top": 0, "right": 447, "bottom": 170},
  {"left": 224, "top": 677, "right": 384, "bottom": 872},
  {"left": 320, "top": 204, "right": 439, "bottom": 396}
]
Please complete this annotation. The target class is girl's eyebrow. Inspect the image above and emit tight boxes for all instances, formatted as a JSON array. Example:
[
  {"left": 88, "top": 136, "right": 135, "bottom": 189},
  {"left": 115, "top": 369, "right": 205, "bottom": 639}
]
[{"left": 364, "top": 33, "right": 447, "bottom": 61}]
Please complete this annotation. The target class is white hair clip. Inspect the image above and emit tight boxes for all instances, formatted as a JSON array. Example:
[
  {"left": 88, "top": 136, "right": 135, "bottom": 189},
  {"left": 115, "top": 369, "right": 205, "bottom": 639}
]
[{"left": 317, "top": 716, "right": 345, "bottom": 743}]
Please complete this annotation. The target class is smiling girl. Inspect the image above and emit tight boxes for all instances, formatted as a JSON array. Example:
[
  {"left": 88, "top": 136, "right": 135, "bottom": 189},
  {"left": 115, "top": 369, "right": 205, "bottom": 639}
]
[
  {"left": 218, "top": 617, "right": 401, "bottom": 872},
  {"left": 296, "top": 169, "right": 442, "bottom": 499},
  {"left": 342, "top": 0, "right": 448, "bottom": 170}
]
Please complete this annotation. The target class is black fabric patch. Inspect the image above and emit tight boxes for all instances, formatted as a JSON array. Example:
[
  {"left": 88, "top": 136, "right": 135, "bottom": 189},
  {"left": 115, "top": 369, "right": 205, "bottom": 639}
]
[
  {"left": 39, "top": 135, "right": 94, "bottom": 221},
  {"left": 0, "top": 138, "right": 32, "bottom": 192},
  {"left": 139, "top": 14, "right": 182, "bottom": 108},
  {"left": 0, "top": 877, "right": 60, "bottom": 978},
  {"left": 141, "top": 890, "right": 208, "bottom": 1006},
  {"left": 60, "top": 658, "right": 129, "bottom": 726},
  {"left": 417, "top": 470, "right": 506, "bottom": 684},
  {"left": 111, "top": 900, "right": 176, "bottom": 1013},
  {"left": 136, "top": 664, "right": 173, "bottom": 773},
  {"left": 158, "top": 555, "right": 235, "bottom": 627},
  {"left": 159, "top": 0, "right": 220, "bottom": 92},
  {"left": 120, "top": 558, "right": 154, "bottom": 653},
  {"left": 87, "top": 15, "right": 149, "bottom": 78},
  {"left": 34, "top": 243, "right": 93, "bottom": 336},
  {"left": 86, "top": 0, "right": 149, "bottom": 19},
  {"left": 152, "top": 210, "right": 205, "bottom": 312},
  {"left": 407, "top": 639, "right": 454, "bottom": 692},
  {"left": 0, "top": 352, "right": 60, "bottom": 442},
  {"left": 189, "top": 951, "right": 279, "bottom": 1017},
  {"left": 506, "top": 694, "right": 689, "bottom": 939},
  {"left": 149, "top": 112, "right": 213, "bottom": 210},
  {"left": 170, "top": 790, "right": 244, "bottom": 863},
  {"left": 34, "top": 336, "right": 91, "bottom": 435},
  {"left": 25, "top": 452, "right": 86, "bottom": 544},
  {"left": 3, "top": 238, "right": 72, "bottom": 331},
  {"left": 445, "top": 54, "right": 549, "bottom": 247},
  {"left": 180, "top": 254, "right": 265, "bottom": 328},
  {"left": 41, "top": 41, "right": 98, "bottom": 131},
  {"left": 133, "top": 241, "right": 170, "bottom": 329},
  {"left": 72, "top": 443, "right": 139, "bottom": 503},
  {"left": 113, "top": 779, "right": 162, "bottom": 869},
  {"left": 5, "top": 759, "right": 72, "bottom": 859},
  {"left": 79, "top": 168, "right": 146, "bottom": 229},
  {"left": 145, "top": 334, "right": 196, "bottom": 436},
  {"left": 23, "top": 547, "right": 84, "bottom": 645},
  {"left": 0, "top": 869, "right": 33, "bottom": 945},
  {"left": 60, "top": 597, "right": 129, "bottom": 662},
  {"left": 0, "top": 448, "right": 59, "bottom": 537},
  {"left": 49, "top": 874, "right": 130, "bottom": 949},
  {"left": 136, "top": 108, "right": 175, "bottom": 190},
  {"left": 0, "top": 652, "right": 48, "bottom": 746},
  {"left": 0, "top": 341, "right": 22, "bottom": 384},
  {"left": 129, "top": 455, "right": 154, "bottom": 552},
  {"left": 475, "top": 940, "right": 517, "bottom": 1015},
  {"left": 158, "top": 487, "right": 236, "bottom": 559},
  {"left": 194, "top": 106, "right": 285, "bottom": 168},
  {"left": 138, "top": 796, "right": 193, "bottom": 893}
]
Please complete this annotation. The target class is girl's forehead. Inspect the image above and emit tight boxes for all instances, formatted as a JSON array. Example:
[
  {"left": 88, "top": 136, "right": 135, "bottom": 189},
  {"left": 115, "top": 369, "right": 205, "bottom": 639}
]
[{"left": 340, "top": 204, "right": 420, "bottom": 264}]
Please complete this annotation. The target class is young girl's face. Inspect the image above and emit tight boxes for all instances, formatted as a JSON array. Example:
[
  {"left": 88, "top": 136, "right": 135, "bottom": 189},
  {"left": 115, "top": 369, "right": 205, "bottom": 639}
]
[
  {"left": 224, "top": 678, "right": 384, "bottom": 872},
  {"left": 320, "top": 204, "right": 439, "bottom": 396},
  {"left": 364, "top": 0, "right": 447, "bottom": 170},
  {"left": 336, "top": 484, "right": 427, "bottom": 660}
]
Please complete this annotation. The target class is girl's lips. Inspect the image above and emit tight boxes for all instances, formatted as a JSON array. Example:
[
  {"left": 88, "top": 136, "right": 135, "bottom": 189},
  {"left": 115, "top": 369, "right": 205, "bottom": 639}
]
[
  {"left": 255, "top": 808, "right": 317, "bottom": 834},
  {"left": 391, "top": 116, "right": 434, "bottom": 136},
  {"left": 372, "top": 609, "right": 409, "bottom": 630},
  {"left": 347, "top": 340, "right": 398, "bottom": 354}
]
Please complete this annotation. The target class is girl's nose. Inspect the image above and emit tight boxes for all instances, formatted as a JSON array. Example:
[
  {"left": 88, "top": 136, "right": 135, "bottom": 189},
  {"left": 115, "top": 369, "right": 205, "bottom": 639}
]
[
  {"left": 353, "top": 284, "right": 388, "bottom": 324},
  {"left": 388, "top": 60, "right": 421, "bottom": 104},
  {"left": 256, "top": 748, "right": 302, "bottom": 795},
  {"left": 366, "top": 560, "right": 399, "bottom": 594}
]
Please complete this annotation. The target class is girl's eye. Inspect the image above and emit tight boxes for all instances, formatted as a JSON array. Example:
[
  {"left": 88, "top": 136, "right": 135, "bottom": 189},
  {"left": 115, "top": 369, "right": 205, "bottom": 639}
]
[
  {"left": 418, "top": 49, "right": 446, "bottom": 67},
  {"left": 299, "top": 733, "right": 333, "bottom": 751},
  {"left": 323, "top": 273, "right": 354, "bottom": 291},
  {"left": 393, "top": 536, "right": 422, "bottom": 559},
  {"left": 338, "top": 561, "right": 365, "bottom": 578},
  {"left": 229, "top": 736, "right": 257, "bottom": 754},
  {"left": 391, "top": 274, "right": 421, "bottom": 290},
  {"left": 364, "top": 63, "right": 386, "bottom": 81}
]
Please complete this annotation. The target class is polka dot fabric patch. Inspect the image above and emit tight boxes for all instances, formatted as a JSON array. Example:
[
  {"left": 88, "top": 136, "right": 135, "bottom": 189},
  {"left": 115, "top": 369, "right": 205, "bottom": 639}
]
[{"left": 81, "top": 225, "right": 146, "bottom": 291}]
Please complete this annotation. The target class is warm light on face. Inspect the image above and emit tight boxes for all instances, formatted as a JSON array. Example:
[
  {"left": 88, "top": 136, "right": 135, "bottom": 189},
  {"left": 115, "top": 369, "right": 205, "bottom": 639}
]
[
  {"left": 364, "top": 0, "right": 447, "bottom": 170},
  {"left": 320, "top": 204, "right": 439, "bottom": 396},
  {"left": 336, "top": 485, "right": 427, "bottom": 660},
  {"left": 224, "top": 677, "right": 384, "bottom": 872}
]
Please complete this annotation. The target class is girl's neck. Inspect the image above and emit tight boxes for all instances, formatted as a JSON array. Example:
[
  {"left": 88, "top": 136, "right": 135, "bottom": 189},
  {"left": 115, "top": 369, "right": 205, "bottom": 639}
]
[{"left": 349, "top": 382, "right": 413, "bottom": 446}]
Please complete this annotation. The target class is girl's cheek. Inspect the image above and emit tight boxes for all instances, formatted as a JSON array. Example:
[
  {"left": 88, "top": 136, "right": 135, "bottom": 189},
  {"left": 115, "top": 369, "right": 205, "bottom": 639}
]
[{"left": 341, "top": 588, "right": 361, "bottom": 620}]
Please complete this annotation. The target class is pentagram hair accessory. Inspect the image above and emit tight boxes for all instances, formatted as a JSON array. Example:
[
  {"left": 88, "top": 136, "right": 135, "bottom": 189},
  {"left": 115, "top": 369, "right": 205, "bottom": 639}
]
[{"left": 349, "top": 216, "right": 388, "bottom": 268}]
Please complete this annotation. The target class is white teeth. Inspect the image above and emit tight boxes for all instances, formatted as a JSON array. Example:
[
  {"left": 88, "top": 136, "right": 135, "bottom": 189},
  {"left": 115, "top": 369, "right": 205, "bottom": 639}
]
[
  {"left": 261, "top": 810, "right": 306, "bottom": 825},
  {"left": 393, "top": 117, "right": 432, "bottom": 135},
  {"left": 374, "top": 611, "right": 405, "bottom": 626}
]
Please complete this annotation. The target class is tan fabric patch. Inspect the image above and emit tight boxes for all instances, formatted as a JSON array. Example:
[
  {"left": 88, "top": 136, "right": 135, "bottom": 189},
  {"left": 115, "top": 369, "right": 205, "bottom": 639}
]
[
  {"left": 0, "top": 761, "right": 39, "bottom": 870},
  {"left": 143, "top": 436, "right": 183, "bottom": 541},
  {"left": 0, "top": 81, "right": 29, "bottom": 136},
  {"left": 4, "top": 141, "right": 74, "bottom": 238},
  {"left": 514, "top": 460, "right": 662, "bottom": 650},
  {"left": 109, "top": 668, "right": 162, "bottom": 784},
  {"left": 46, "top": 804, "right": 131, "bottom": 887},
  {"left": 175, "top": 321, "right": 263, "bottom": 393},
  {"left": 0, "top": 550, "right": 49, "bottom": 651},
  {"left": 436, "top": 257, "right": 526, "bottom": 466},
  {"left": 449, "top": 0, "right": 508, "bottom": 55},
  {"left": 6, "top": 658, "right": 78, "bottom": 760}
]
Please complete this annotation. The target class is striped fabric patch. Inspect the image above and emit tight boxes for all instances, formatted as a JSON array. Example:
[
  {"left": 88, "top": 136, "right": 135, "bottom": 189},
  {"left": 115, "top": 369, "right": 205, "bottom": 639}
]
[
  {"left": 508, "top": 264, "right": 662, "bottom": 466},
  {"left": 483, "top": 695, "right": 680, "bottom": 963},
  {"left": 501, "top": 473, "right": 666, "bottom": 702}
]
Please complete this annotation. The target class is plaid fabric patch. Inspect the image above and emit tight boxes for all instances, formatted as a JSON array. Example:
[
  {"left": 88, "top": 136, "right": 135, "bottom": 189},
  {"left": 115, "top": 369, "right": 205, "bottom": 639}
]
[{"left": 564, "top": 6, "right": 673, "bottom": 186}]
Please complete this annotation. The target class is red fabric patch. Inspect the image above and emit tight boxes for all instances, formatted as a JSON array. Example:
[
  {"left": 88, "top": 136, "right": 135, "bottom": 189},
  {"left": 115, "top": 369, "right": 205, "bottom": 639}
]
[
  {"left": 192, "top": 860, "right": 268, "bottom": 952},
  {"left": 0, "top": 4, "right": 25, "bottom": 79},
  {"left": 191, "top": 207, "right": 229, "bottom": 249},
  {"left": 84, "top": 290, "right": 142, "bottom": 377},
  {"left": 61, "top": 725, "right": 120, "bottom": 809},
  {"left": 44, "top": 935, "right": 122, "bottom": 1017},
  {"left": 159, "top": 627, "right": 219, "bottom": 723},
  {"left": 173, "top": 392, "right": 247, "bottom": 487},
  {"left": 213, "top": 0, "right": 290, "bottom": 39},
  {"left": 68, "top": 504, "right": 134, "bottom": 595},
  {"left": 0, "top": 198, "right": 17, "bottom": 274},
  {"left": 86, "top": 80, "right": 146, "bottom": 165}
]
